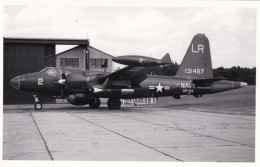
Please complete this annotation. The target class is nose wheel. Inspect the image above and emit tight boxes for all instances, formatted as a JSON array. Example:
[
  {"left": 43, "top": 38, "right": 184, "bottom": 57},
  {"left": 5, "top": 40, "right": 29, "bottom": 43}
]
[
  {"left": 107, "top": 98, "right": 121, "bottom": 109},
  {"left": 33, "top": 95, "right": 42, "bottom": 110}
]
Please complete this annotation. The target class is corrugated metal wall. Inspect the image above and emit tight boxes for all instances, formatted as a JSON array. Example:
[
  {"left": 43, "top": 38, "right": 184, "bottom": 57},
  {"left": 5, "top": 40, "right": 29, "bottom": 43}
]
[
  {"left": 4, "top": 43, "right": 56, "bottom": 104},
  {"left": 44, "top": 44, "right": 56, "bottom": 67}
]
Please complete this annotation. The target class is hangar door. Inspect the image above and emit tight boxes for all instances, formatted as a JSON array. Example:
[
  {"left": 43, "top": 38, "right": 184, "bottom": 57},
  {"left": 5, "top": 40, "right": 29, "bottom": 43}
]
[{"left": 4, "top": 43, "right": 56, "bottom": 104}]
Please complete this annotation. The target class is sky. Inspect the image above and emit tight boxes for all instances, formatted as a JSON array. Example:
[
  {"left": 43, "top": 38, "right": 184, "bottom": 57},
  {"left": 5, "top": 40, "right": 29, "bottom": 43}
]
[{"left": 3, "top": 6, "right": 256, "bottom": 68}]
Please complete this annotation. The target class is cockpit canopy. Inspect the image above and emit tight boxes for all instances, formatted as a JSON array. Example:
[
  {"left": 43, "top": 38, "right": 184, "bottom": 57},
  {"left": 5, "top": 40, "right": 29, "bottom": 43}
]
[{"left": 40, "top": 67, "right": 62, "bottom": 76}]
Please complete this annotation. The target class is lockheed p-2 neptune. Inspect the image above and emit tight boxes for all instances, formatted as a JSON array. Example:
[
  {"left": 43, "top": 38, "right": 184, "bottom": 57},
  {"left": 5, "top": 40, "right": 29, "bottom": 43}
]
[{"left": 10, "top": 34, "right": 247, "bottom": 110}]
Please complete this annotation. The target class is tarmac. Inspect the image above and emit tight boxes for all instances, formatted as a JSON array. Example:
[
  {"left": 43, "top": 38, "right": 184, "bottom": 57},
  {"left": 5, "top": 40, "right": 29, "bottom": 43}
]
[{"left": 3, "top": 100, "right": 255, "bottom": 161}]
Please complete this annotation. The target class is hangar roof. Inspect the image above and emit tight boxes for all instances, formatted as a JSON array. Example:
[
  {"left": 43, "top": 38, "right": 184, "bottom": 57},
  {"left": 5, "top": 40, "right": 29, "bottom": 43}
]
[
  {"left": 89, "top": 46, "right": 114, "bottom": 58},
  {"left": 4, "top": 37, "right": 89, "bottom": 45},
  {"left": 56, "top": 45, "right": 114, "bottom": 57}
]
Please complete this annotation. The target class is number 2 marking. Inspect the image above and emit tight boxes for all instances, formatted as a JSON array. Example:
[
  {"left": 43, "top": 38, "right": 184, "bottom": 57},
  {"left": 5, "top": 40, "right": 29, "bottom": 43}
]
[{"left": 38, "top": 78, "right": 43, "bottom": 85}]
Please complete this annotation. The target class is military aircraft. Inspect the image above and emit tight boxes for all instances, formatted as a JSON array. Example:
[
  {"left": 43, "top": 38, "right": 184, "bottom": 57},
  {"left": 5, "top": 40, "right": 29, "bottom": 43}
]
[{"left": 10, "top": 33, "right": 247, "bottom": 110}]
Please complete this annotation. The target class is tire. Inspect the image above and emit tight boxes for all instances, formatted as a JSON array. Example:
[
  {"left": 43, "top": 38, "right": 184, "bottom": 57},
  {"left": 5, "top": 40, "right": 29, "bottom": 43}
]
[
  {"left": 34, "top": 102, "right": 42, "bottom": 110},
  {"left": 107, "top": 98, "right": 121, "bottom": 109},
  {"left": 89, "top": 97, "right": 101, "bottom": 108},
  {"left": 193, "top": 93, "right": 203, "bottom": 98}
]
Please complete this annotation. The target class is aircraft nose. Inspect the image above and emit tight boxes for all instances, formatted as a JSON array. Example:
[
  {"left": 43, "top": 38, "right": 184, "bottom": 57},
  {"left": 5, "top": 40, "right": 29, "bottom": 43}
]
[{"left": 10, "top": 76, "right": 21, "bottom": 90}]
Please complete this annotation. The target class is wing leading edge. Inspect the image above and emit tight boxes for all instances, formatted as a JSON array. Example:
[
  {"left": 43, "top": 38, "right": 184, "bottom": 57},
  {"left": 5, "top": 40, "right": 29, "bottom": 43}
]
[{"left": 98, "top": 66, "right": 156, "bottom": 88}]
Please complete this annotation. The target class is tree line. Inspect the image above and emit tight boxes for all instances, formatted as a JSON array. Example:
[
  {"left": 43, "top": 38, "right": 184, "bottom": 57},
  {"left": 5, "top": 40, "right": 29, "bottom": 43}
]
[{"left": 152, "top": 63, "right": 256, "bottom": 85}]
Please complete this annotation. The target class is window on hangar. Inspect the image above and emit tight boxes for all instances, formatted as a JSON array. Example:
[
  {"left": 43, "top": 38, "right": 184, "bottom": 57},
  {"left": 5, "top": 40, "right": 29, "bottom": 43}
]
[
  {"left": 89, "top": 58, "right": 108, "bottom": 68},
  {"left": 60, "top": 58, "right": 80, "bottom": 68}
]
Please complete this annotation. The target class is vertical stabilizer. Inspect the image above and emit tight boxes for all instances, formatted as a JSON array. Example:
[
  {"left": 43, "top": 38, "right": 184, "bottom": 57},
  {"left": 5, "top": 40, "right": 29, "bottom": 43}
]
[{"left": 176, "top": 33, "right": 213, "bottom": 79}]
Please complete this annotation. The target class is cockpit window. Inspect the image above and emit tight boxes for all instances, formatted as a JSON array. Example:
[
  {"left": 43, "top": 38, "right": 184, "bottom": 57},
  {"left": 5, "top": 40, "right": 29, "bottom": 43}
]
[{"left": 40, "top": 67, "right": 62, "bottom": 76}]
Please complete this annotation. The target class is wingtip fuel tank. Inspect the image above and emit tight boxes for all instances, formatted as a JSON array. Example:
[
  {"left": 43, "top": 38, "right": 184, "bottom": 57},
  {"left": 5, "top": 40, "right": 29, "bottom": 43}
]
[{"left": 113, "top": 54, "right": 172, "bottom": 66}]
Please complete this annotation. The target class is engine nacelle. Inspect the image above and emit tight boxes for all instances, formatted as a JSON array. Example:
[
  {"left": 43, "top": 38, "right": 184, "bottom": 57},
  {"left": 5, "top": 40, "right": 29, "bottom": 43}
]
[{"left": 66, "top": 93, "right": 89, "bottom": 106}]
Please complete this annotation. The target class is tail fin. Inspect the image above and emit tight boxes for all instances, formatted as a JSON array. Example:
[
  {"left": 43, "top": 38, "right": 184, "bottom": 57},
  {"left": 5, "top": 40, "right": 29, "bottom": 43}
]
[
  {"left": 160, "top": 53, "right": 172, "bottom": 64},
  {"left": 176, "top": 33, "right": 213, "bottom": 79}
]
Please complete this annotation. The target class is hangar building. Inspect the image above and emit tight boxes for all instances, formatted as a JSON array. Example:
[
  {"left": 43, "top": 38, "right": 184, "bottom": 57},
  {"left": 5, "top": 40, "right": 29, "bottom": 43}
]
[
  {"left": 4, "top": 38, "right": 113, "bottom": 104},
  {"left": 56, "top": 45, "right": 113, "bottom": 72}
]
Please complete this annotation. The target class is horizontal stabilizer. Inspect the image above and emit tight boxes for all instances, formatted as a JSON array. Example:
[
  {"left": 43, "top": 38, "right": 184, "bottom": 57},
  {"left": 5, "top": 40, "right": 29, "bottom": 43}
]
[
  {"left": 193, "top": 77, "right": 228, "bottom": 83},
  {"left": 160, "top": 53, "right": 172, "bottom": 64}
]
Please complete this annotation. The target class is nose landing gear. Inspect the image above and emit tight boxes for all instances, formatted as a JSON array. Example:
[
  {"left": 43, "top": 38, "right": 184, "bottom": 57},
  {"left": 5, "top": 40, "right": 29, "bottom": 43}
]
[{"left": 33, "top": 95, "right": 42, "bottom": 110}]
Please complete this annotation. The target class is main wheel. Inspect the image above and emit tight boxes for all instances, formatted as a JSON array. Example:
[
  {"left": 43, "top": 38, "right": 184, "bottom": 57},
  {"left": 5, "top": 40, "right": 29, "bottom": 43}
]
[
  {"left": 89, "top": 97, "right": 101, "bottom": 108},
  {"left": 193, "top": 93, "right": 203, "bottom": 98},
  {"left": 34, "top": 102, "right": 42, "bottom": 110},
  {"left": 107, "top": 98, "right": 121, "bottom": 109}
]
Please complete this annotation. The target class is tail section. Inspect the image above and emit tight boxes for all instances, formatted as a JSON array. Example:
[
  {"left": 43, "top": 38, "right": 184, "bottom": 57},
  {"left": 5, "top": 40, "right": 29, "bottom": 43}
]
[{"left": 176, "top": 33, "right": 213, "bottom": 79}]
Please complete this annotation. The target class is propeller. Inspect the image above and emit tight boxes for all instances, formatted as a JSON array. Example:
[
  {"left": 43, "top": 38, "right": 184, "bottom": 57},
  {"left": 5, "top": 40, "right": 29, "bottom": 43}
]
[
  {"left": 57, "top": 59, "right": 67, "bottom": 99},
  {"left": 58, "top": 73, "right": 66, "bottom": 84}
]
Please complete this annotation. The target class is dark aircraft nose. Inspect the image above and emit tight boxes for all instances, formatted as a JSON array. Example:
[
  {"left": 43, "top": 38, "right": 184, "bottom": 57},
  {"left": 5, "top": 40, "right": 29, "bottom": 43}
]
[{"left": 10, "top": 76, "right": 21, "bottom": 90}]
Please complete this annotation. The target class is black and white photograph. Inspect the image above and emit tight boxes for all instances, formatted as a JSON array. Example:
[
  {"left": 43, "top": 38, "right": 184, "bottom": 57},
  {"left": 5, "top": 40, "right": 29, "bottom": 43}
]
[{"left": 1, "top": 0, "right": 258, "bottom": 166}]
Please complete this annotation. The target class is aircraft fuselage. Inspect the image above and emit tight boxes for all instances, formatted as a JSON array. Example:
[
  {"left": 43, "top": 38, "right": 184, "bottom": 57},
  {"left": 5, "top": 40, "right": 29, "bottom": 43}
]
[{"left": 11, "top": 71, "right": 246, "bottom": 100}]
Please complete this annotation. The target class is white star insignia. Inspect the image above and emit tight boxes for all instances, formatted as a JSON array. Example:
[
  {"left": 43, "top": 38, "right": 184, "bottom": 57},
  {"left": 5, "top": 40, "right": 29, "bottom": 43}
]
[{"left": 155, "top": 83, "right": 164, "bottom": 93}]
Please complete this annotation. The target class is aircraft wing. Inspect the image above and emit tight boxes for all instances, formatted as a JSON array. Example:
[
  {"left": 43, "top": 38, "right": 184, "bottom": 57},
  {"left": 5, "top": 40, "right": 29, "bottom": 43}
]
[{"left": 98, "top": 66, "right": 156, "bottom": 88}]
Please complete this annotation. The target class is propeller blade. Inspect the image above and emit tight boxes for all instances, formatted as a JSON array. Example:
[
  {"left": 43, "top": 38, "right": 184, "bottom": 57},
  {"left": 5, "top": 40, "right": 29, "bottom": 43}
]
[
  {"left": 61, "top": 59, "right": 66, "bottom": 80},
  {"left": 59, "top": 60, "right": 67, "bottom": 99},
  {"left": 62, "top": 73, "right": 66, "bottom": 79},
  {"left": 61, "top": 89, "right": 64, "bottom": 99},
  {"left": 58, "top": 59, "right": 67, "bottom": 85}
]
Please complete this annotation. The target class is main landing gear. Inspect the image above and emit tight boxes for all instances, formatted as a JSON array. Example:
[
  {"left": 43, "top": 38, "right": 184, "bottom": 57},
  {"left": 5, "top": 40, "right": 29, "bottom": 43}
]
[
  {"left": 89, "top": 97, "right": 101, "bottom": 108},
  {"left": 33, "top": 95, "right": 42, "bottom": 110},
  {"left": 107, "top": 98, "right": 121, "bottom": 109}
]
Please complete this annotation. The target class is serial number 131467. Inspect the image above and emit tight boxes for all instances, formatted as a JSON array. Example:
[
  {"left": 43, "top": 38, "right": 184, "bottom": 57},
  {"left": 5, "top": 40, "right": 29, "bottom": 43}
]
[{"left": 185, "top": 68, "right": 204, "bottom": 75}]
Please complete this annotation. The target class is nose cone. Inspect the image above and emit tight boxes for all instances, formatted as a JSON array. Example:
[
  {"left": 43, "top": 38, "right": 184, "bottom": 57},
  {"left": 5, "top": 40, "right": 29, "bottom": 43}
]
[
  {"left": 10, "top": 76, "right": 21, "bottom": 90},
  {"left": 240, "top": 82, "right": 247, "bottom": 87}
]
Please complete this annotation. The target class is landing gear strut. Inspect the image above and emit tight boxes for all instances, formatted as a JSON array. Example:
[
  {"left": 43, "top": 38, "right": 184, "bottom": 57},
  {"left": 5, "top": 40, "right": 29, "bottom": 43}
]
[
  {"left": 89, "top": 97, "right": 101, "bottom": 108},
  {"left": 107, "top": 98, "right": 121, "bottom": 109},
  {"left": 33, "top": 95, "right": 42, "bottom": 110}
]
